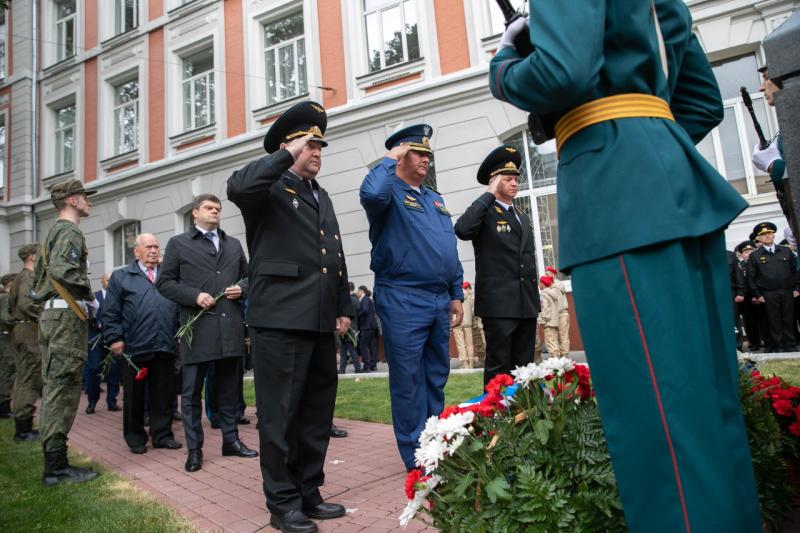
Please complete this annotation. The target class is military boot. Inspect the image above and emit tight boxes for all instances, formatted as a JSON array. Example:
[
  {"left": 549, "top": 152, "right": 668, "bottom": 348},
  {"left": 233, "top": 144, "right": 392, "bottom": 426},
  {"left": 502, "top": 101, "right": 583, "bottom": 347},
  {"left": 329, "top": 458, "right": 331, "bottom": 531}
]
[
  {"left": 13, "top": 417, "right": 40, "bottom": 442},
  {"left": 42, "top": 447, "right": 99, "bottom": 487},
  {"left": 0, "top": 400, "right": 13, "bottom": 418}
]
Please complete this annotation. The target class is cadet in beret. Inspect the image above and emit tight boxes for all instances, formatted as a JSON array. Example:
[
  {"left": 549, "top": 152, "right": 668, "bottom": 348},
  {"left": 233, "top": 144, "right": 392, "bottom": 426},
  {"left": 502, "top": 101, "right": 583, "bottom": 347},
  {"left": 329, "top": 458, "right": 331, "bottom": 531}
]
[
  {"left": 227, "top": 101, "right": 353, "bottom": 533},
  {"left": 9, "top": 243, "right": 43, "bottom": 442},
  {"left": 32, "top": 178, "right": 98, "bottom": 486},
  {"left": 360, "top": 124, "right": 464, "bottom": 472},
  {"left": 746, "top": 222, "right": 799, "bottom": 353},
  {"left": 490, "top": 1, "right": 761, "bottom": 529},
  {"left": 455, "top": 144, "right": 540, "bottom": 385},
  {"left": 0, "top": 273, "right": 17, "bottom": 419}
]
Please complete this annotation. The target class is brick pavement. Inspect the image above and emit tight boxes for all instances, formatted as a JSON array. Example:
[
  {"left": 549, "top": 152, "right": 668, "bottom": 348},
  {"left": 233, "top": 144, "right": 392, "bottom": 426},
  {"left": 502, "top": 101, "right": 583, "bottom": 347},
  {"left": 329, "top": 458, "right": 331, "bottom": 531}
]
[{"left": 68, "top": 396, "right": 434, "bottom": 533}]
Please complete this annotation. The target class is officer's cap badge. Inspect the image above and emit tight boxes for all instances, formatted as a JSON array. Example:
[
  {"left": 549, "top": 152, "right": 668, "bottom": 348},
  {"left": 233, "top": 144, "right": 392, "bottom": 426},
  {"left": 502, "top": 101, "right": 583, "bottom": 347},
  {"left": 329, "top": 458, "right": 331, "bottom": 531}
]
[
  {"left": 312, "top": 104, "right": 325, "bottom": 113},
  {"left": 505, "top": 147, "right": 516, "bottom": 153}
]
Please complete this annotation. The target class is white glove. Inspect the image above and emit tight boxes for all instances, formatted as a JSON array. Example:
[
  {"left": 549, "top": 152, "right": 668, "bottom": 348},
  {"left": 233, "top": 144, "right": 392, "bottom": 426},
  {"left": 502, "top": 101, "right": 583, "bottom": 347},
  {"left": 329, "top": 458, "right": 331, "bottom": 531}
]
[
  {"left": 499, "top": 17, "right": 529, "bottom": 52},
  {"left": 752, "top": 141, "right": 781, "bottom": 173}
]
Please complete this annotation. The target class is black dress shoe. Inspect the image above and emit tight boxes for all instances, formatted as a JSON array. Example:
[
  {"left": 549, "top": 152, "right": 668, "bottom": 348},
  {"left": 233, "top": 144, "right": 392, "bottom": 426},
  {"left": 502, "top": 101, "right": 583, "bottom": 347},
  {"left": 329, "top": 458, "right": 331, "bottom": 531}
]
[
  {"left": 153, "top": 439, "right": 183, "bottom": 450},
  {"left": 330, "top": 425, "right": 348, "bottom": 438},
  {"left": 303, "top": 502, "right": 346, "bottom": 520},
  {"left": 107, "top": 404, "right": 121, "bottom": 412},
  {"left": 85, "top": 404, "right": 95, "bottom": 415},
  {"left": 269, "top": 510, "right": 318, "bottom": 533},
  {"left": 185, "top": 449, "right": 203, "bottom": 472},
  {"left": 237, "top": 414, "right": 250, "bottom": 425},
  {"left": 222, "top": 439, "right": 258, "bottom": 458},
  {"left": 130, "top": 445, "right": 147, "bottom": 454}
]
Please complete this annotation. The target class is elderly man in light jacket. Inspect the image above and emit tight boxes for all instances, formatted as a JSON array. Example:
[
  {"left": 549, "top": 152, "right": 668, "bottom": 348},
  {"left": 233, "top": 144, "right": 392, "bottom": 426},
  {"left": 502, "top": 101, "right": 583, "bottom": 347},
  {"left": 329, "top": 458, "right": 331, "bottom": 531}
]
[{"left": 537, "top": 275, "right": 569, "bottom": 358}]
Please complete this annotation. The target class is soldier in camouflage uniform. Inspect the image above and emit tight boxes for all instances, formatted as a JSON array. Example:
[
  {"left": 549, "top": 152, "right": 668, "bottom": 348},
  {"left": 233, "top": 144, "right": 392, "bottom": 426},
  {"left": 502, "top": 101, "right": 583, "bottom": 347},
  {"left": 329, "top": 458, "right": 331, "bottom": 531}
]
[
  {"left": 0, "top": 273, "right": 17, "bottom": 419},
  {"left": 33, "top": 179, "right": 98, "bottom": 486},
  {"left": 10, "top": 243, "right": 43, "bottom": 441}
]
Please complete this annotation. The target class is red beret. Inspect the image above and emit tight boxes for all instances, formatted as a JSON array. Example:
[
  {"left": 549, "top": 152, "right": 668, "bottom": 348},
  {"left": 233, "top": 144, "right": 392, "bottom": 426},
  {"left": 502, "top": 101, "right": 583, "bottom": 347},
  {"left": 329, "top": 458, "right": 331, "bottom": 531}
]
[
  {"left": 545, "top": 266, "right": 558, "bottom": 275},
  {"left": 462, "top": 281, "right": 471, "bottom": 289}
]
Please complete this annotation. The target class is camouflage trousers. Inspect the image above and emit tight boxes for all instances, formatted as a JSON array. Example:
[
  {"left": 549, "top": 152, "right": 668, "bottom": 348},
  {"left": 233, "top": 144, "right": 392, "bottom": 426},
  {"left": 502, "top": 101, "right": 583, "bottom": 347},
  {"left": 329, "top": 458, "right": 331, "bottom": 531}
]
[
  {"left": 11, "top": 322, "right": 42, "bottom": 419},
  {"left": 38, "top": 308, "right": 87, "bottom": 453},
  {"left": 0, "top": 334, "right": 15, "bottom": 404}
]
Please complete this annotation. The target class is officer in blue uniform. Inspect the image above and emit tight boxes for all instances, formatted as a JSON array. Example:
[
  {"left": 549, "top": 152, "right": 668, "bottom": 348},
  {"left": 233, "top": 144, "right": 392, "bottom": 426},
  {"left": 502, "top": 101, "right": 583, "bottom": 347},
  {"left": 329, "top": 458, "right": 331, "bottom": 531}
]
[{"left": 360, "top": 124, "right": 464, "bottom": 471}]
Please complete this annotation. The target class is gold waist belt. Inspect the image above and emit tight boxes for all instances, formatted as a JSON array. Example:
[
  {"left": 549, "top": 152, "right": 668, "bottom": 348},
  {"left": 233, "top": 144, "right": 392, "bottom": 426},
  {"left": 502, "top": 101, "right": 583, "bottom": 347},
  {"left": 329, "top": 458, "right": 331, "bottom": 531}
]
[{"left": 554, "top": 94, "right": 674, "bottom": 154}]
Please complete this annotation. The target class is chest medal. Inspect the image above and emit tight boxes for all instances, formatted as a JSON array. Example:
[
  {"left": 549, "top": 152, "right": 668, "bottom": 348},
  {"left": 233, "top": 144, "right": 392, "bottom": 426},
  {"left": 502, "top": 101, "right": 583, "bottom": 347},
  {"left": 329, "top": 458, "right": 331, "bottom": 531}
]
[
  {"left": 292, "top": 198, "right": 300, "bottom": 209},
  {"left": 497, "top": 220, "right": 510, "bottom": 233}
]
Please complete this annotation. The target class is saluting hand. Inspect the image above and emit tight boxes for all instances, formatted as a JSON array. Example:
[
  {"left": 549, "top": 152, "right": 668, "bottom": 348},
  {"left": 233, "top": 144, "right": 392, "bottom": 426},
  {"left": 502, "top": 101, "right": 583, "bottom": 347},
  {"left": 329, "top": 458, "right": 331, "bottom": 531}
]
[
  {"left": 450, "top": 300, "right": 463, "bottom": 329},
  {"left": 336, "top": 317, "right": 352, "bottom": 335},
  {"left": 487, "top": 176, "right": 501, "bottom": 197},
  {"left": 196, "top": 292, "right": 216, "bottom": 309},
  {"left": 224, "top": 284, "right": 243, "bottom": 300},
  {"left": 387, "top": 145, "right": 412, "bottom": 161},
  {"left": 284, "top": 133, "right": 314, "bottom": 161}
]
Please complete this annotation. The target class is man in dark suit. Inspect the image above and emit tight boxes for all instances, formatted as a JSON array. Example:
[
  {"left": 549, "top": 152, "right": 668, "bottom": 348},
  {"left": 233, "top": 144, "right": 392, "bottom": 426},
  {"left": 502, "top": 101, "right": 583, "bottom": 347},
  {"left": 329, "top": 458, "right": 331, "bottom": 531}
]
[
  {"left": 85, "top": 273, "right": 120, "bottom": 414},
  {"left": 747, "top": 221, "right": 799, "bottom": 352},
  {"left": 157, "top": 194, "right": 257, "bottom": 473},
  {"left": 356, "top": 286, "right": 378, "bottom": 371},
  {"left": 104, "top": 234, "right": 181, "bottom": 454},
  {"left": 455, "top": 145, "right": 541, "bottom": 385},
  {"left": 227, "top": 101, "right": 353, "bottom": 533}
]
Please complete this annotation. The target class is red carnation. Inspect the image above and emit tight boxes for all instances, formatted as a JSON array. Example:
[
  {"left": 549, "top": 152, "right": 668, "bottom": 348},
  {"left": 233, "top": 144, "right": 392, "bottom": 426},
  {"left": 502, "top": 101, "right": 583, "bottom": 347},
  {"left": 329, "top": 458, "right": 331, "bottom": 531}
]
[
  {"left": 773, "top": 399, "right": 794, "bottom": 417},
  {"left": 405, "top": 468, "right": 423, "bottom": 499},
  {"left": 790, "top": 421, "right": 800, "bottom": 438},
  {"left": 134, "top": 367, "right": 148, "bottom": 381},
  {"left": 439, "top": 405, "right": 462, "bottom": 419}
]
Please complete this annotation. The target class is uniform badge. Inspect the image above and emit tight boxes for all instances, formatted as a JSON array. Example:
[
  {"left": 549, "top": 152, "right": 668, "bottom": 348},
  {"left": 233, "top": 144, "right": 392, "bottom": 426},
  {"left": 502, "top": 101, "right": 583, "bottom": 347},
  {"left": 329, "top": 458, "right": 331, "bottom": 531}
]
[
  {"left": 404, "top": 194, "right": 417, "bottom": 202},
  {"left": 497, "top": 221, "right": 509, "bottom": 233},
  {"left": 404, "top": 200, "right": 424, "bottom": 211},
  {"left": 494, "top": 206, "right": 504, "bottom": 214},
  {"left": 285, "top": 187, "right": 298, "bottom": 195},
  {"left": 759, "top": 255, "right": 767, "bottom": 263},
  {"left": 292, "top": 198, "right": 300, "bottom": 209},
  {"left": 66, "top": 244, "right": 81, "bottom": 263},
  {"left": 433, "top": 200, "right": 450, "bottom": 216}
]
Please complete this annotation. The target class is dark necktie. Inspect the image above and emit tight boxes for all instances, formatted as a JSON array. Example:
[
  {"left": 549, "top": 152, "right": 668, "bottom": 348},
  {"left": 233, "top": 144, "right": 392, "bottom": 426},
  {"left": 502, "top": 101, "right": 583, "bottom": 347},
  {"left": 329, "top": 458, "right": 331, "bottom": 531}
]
[
  {"left": 304, "top": 180, "right": 318, "bottom": 203},
  {"left": 507, "top": 205, "right": 522, "bottom": 234}
]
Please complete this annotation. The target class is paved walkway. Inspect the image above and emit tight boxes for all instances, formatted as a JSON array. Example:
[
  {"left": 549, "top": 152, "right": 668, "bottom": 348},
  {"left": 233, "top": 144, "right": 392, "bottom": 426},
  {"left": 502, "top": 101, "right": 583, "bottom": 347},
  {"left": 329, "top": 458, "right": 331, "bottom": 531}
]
[{"left": 69, "top": 396, "right": 433, "bottom": 533}]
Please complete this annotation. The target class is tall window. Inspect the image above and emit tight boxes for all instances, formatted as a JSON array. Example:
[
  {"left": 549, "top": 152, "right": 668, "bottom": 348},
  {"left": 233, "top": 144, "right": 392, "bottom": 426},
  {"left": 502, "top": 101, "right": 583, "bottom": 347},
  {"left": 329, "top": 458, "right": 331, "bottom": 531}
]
[
  {"left": 113, "top": 221, "right": 141, "bottom": 267},
  {"left": 364, "top": 0, "right": 420, "bottom": 72},
  {"left": 504, "top": 130, "right": 563, "bottom": 279},
  {"left": 115, "top": 0, "right": 139, "bottom": 35},
  {"left": 0, "top": 117, "right": 5, "bottom": 189},
  {"left": 182, "top": 47, "right": 215, "bottom": 131},
  {"left": 264, "top": 12, "right": 307, "bottom": 106},
  {"left": 56, "top": 0, "right": 76, "bottom": 62},
  {"left": 486, "top": 1, "right": 507, "bottom": 37},
  {"left": 0, "top": 10, "right": 7, "bottom": 79},
  {"left": 696, "top": 54, "right": 775, "bottom": 197},
  {"left": 114, "top": 79, "right": 139, "bottom": 155},
  {"left": 183, "top": 210, "right": 194, "bottom": 231},
  {"left": 55, "top": 104, "right": 76, "bottom": 174}
]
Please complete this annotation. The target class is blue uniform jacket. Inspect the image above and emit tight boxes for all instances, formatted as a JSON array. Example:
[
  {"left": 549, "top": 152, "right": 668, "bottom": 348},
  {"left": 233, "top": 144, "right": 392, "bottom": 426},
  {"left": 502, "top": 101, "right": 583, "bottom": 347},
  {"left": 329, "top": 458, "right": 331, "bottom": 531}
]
[{"left": 360, "top": 157, "right": 464, "bottom": 300}]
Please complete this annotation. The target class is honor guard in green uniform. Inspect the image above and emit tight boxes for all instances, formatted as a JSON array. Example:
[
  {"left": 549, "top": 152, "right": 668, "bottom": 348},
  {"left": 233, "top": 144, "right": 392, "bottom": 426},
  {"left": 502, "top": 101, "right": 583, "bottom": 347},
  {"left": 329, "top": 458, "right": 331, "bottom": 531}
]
[
  {"left": 9, "top": 243, "right": 43, "bottom": 441},
  {"left": 490, "top": 1, "right": 761, "bottom": 531},
  {"left": 0, "top": 273, "right": 17, "bottom": 419},
  {"left": 33, "top": 179, "right": 99, "bottom": 486}
]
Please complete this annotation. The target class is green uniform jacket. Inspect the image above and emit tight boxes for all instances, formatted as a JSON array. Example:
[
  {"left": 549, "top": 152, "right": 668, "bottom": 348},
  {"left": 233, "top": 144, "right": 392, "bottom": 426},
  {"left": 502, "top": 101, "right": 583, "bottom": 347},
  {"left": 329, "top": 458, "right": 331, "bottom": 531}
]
[
  {"left": 9, "top": 269, "right": 42, "bottom": 322},
  {"left": 33, "top": 220, "right": 93, "bottom": 303},
  {"left": 489, "top": 0, "right": 747, "bottom": 271}
]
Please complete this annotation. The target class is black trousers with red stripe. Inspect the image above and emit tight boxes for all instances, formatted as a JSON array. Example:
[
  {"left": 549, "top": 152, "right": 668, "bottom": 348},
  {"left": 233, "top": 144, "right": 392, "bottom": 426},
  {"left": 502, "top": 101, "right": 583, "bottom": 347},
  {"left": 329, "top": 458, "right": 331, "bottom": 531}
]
[{"left": 570, "top": 231, "right": 761, "bottom": 533}]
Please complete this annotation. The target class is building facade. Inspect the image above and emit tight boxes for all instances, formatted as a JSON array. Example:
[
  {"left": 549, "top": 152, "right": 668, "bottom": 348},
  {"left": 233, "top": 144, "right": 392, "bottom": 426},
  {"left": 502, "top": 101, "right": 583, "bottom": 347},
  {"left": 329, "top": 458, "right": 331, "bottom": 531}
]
[{"left": 0, "top": 0, "right": 797, "bottom": 348}]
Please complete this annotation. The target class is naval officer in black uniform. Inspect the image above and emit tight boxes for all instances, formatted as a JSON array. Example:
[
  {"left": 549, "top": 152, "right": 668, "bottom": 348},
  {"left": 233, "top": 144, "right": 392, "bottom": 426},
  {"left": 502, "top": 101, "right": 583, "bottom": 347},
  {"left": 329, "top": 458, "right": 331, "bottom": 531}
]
[
  {"left": 455, "top": 145, "right": 540, "bottom": 385},
  {"left": 227, "top": 101, "right": 354, "bottom": 533},
  {"left": 747, "top": 221, "right": 799, "bottom": 353}
]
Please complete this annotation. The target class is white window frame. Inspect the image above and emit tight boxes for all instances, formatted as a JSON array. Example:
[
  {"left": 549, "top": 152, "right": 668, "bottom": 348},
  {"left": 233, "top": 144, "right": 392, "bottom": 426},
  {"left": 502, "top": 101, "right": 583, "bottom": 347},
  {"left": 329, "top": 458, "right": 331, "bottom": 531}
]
[
  {"left": 54, "top": 103, "right": 76, "bottom": 174},
  {"left": 181, "top": 46, "right": 216, "bottom": 132},
  {"left": 0, "top": 114, "right": 6, "bottom": 190},
  {"left": 111, "top": 220, "right": 142, "bottom": 268},
  {"left": 363, "top": 0, "right": 420, "bottom": 73},
  {"left": 504, "top": 129, "right": 568, "bottom": 286},
  {"left": 113, "top": 78, "right": 140, "bottom": 155},
  {"left": 263, "top": 10, "right": 308, "bottom": 107},
  {"left": 55, "top": 0, "right": 77, "bottom": 62},
  {"left": 115, "top": 0, "right": 139, "bottom": 36},
  {"left": 0, "top": 9, "right": 7, "bottom": 80}
]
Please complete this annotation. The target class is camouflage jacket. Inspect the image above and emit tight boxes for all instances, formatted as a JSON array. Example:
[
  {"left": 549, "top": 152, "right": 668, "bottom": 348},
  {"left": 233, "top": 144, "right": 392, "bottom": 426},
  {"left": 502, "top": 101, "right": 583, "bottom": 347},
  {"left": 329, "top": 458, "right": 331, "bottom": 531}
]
[
  {"left": 0, "top": 293, "right": 15, "bottom": 333},
  {"left": 9, "top": 268, "right": 42, "bottom": 322},
  {"left": 33, "top": 219, "right": 93, "bottom": 303}
]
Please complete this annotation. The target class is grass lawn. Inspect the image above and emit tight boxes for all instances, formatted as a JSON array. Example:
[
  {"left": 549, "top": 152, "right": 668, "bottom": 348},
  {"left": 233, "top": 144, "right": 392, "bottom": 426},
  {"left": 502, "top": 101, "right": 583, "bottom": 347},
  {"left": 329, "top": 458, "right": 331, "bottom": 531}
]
[
  {"left": 0, "top": 419, "right": 195, "bottom": 533},
  {"left": 760, "top": 359, "right": 800, "bottom": 386},
  {"left": 243, "top": 372, "right": 485, "bottom": 425}
]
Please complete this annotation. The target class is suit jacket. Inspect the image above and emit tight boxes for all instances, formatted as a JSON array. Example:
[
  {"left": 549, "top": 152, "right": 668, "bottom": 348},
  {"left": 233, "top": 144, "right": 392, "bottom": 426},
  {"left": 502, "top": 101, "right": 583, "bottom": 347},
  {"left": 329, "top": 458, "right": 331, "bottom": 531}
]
[
  {"left": 746, "top": 245, "right": 799, "bottom": 297},
  {"left": 455, "top": 192, "right": 540, "bottom": 318},
  {"left": 227, "top": 149, "right": 354, "bottom": 331},
  {"left": 358, "top": 295, "right": 377, "bottom": 331},
  {"left": 489, "top": 0, "right": 746, "bottom": 271},
  {"left": 157, "top": 227, "right": 248, "bottom": 364}
]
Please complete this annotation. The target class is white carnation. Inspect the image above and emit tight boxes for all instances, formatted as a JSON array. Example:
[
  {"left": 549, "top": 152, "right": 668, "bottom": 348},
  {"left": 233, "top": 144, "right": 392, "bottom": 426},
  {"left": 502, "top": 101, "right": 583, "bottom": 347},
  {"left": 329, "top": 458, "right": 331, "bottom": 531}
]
[
  {"left": 399, "top": 475, "right": 441, "bottom": 527},
  {"left": 512, "top": 363, "right": 548, "bottom": 387},
  {"left": 540, "top": 357, "right": 575, "bottom": 376}
]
